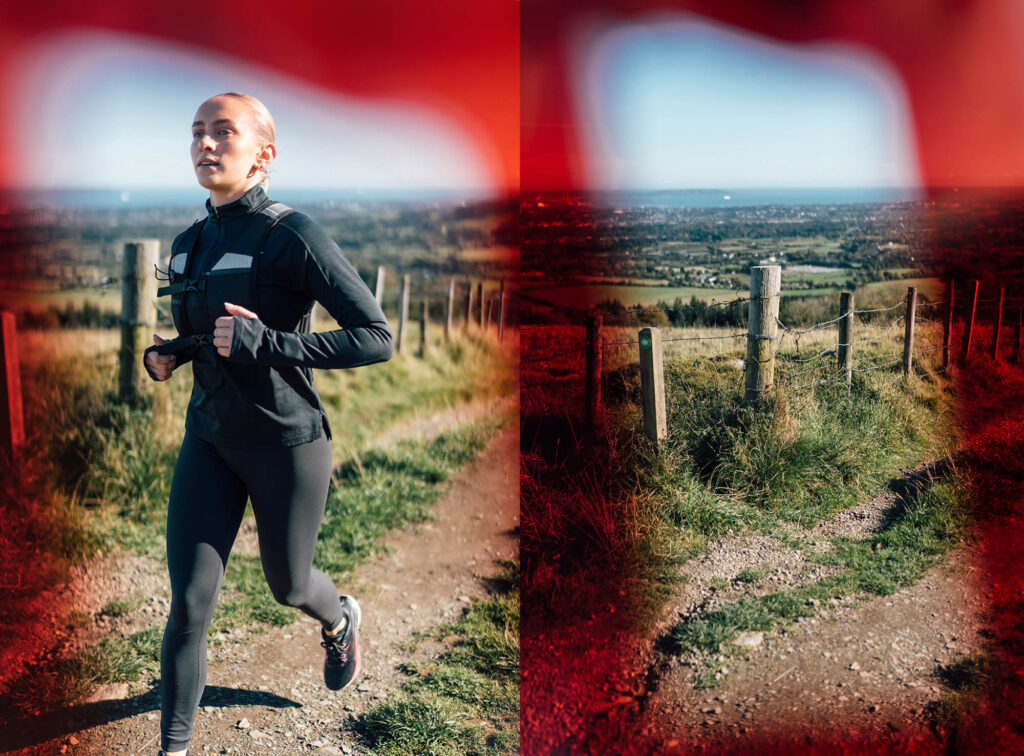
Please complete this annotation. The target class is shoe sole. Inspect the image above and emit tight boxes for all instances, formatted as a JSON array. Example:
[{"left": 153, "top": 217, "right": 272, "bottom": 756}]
[{"left": 337, "top": 594, "right": 361, "bottom": 691}]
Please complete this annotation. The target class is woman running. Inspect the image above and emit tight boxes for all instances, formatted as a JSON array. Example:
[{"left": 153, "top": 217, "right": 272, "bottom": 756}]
[{"left": 143, "top": 92, "right": 393, "bottom": 756}]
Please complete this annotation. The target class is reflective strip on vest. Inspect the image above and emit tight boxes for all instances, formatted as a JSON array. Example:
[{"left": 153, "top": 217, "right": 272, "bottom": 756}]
[{"left": 210, "top": 253, "right": 254, "bottom": 272}]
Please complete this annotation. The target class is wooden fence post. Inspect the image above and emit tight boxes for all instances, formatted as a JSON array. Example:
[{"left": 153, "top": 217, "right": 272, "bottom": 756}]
[
  {"left": 420, "top": 298, "right": 429, "bottom": 357},
  {"left": 585, "top": 311, "right": 603, "bottom": 432},
  {"left": 1014, "top": 306, "right": 1023, "bottom": 365},
  {"left": 119, "top": 239, "right": 159, "bottom": 404},
  {"left": 444, "top": 278, "right": 455, "bottom": 341},
  {"left": 960, "top": 280, "right": 979, "bottom": 364},
  {"left": 903, "top": 286, "right": 917, "bottom": 377},
  {"left": 0, "top": 311, "right": 24, "bottom": 456},
  {"left": 745, "top": 265, "right": 781, "bottom": 404},
  {"left": 465, "top": 280, "right": 474, "bottom": 331},
  {"left": 397, "top": 275, "right": 410, "bottom": 354},
  {"left": 476, "top": 282, "right": 485, "bottom": 328},
  {"left": 498, "top": 278, "right": 506, "bottom": 342},
  {"left": 991, "top": 286, "right": 1004, "bottom": 360},
  {"left": 838, "top": 291, "right": 854, "bottom": 390},
  {"left": 374, "top": 265, "right": 386, "bottom": 306},
  {"left": 638, "top": 327, "right": 666, "bottom": 445},
  {"left": 942, "top": 280, "right": 954, "bottom": 370},
  {"left": 484, "top": 294, "right": 493, "bottom": 332}
]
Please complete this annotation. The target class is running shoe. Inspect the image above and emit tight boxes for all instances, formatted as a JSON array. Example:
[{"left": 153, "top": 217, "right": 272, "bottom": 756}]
[{"left": 321, "top": 595, "right": 361, "bottom": 691}]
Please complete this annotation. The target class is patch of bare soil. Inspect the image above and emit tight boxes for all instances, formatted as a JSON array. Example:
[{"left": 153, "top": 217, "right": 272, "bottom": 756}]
[{"left": 12, "top": 420, "right": 517, "bottom": 756}]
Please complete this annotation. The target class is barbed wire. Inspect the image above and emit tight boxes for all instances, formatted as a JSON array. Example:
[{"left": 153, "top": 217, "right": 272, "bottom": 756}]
[
  {"left": 852, "top": 358, "right": 903, "bottom": 374},
  {"left": 787, "top": 375, "right": 850, "bottom": 392},
  {"left": 777, "top": 346, "right": 836, "bottom": 364},
  {"left": 855, "top": 350, "right": 904, "bottom": 365},
  {"left": 849, "top": 317, "right": 904, "bottom": 346},
  {"left": 781, "top": 362, "right": 834, "bottom": 382},
  {"left": 776, "top": 314, "right": 846, "bottom": 336},
  {"left": 852, "top": 301, "right": 906, "bottom": 315},
  {"left": 853, "top": 317, "right": 899, "bottom": 330}
]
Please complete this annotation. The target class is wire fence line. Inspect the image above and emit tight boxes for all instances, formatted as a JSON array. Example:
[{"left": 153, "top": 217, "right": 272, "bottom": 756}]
[{"left": 521, "top": 273, "right": 1022, "bottom": 440}]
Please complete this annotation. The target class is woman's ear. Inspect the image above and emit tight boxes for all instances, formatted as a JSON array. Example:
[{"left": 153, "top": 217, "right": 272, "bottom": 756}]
[{"left": 253, "top": 142, "right": 277, "bottom": 176}]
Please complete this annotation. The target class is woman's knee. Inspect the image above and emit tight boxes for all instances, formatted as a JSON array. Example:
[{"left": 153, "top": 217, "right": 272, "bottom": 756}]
[
  {"left": 267, "top": 575, "right": 310, "bottom": 608},
  {"left": 166, "top": 580, "right": 221, "bottom": 633}
]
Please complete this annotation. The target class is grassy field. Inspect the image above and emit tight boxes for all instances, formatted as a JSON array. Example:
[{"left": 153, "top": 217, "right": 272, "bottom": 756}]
[
  {"left": 521, "top": 272, "right": 936, "bottom": 312},
  {"left": 0, "top": 286, "right": 123, "bottom": 313},
  {"left": 522, "top": 284, "right": 741, "bottom": 308}
]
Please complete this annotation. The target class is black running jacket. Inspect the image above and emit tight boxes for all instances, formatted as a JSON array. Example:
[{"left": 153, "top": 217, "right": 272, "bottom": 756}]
[{"left": 144, "top": 185, "right": 393, "bottom": 449}]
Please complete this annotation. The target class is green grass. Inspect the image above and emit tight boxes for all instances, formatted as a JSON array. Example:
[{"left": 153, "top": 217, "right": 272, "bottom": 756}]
[
  {"left": 735, "top": 567, "right": 768, "bottom": 583},
  {"left": 359, "top": 563, "right": 519, "bottom": 755},
  {"left": 671, "top": 473, "right": 968, "bottom": 684},
  {"left": 101, "top": 596, "right": 142, "bottom": 618}
]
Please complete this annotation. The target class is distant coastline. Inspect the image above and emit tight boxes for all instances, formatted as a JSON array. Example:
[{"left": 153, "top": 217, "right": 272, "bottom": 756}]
[{"left": 533, "top": 187, "right": 923, "bottom": 208}]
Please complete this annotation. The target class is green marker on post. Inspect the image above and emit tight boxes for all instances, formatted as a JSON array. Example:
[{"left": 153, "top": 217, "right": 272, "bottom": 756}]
[{"left": 640, "top": 335, "right": 652, "bottom": 349}]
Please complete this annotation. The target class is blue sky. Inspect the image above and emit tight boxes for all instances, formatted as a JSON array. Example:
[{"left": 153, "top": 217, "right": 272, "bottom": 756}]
[
  {"left": 574, "top": 17, "right": 921, "bottom": 190},
  {"left": 5, "top": 29, "right": 491, "bottom": 192}
]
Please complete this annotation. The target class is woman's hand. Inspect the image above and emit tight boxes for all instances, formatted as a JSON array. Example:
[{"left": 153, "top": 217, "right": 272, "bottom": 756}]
[
  {"left": 214, "top": 302, "right": 260, "bottom": 357},
  {"left": 145, "top": 334, "right": 177, "bottom": 380}
]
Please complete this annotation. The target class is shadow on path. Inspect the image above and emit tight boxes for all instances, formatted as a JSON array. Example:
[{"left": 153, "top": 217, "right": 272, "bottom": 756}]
[{"left": 0, "top": 684, "right": 299, "bottom": 753}]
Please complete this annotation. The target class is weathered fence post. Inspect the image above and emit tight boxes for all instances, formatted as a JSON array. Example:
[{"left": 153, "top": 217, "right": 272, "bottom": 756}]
[
  {"left": 991, "top": 286, "right": 1004, "bottom": 360},
  {"left": 585, "top": 311, "right": 603, "bottom": 433},
  {"left": 374, "top": 265, "right": 386, "bottom": 306},
  {"left": 1014, "top": 306, "right": 1023, "bottom": 365},
  {"left": 837, "top": 291, "right": 854, "bottom": 390},
  {"left": 465, "top": 280, "right": 474, "bottom": 331},
  {"left": 476, "top": 282, "right": 485, "bottom": 328},
  {"left": 638, "top": 327, "right": 666, "bottom": 445},
  {"left": 942, "top": 280, "right": 954, "bottom": 370},
  {"left": 960, "top": 280, "right": 979, "bottom": 364},
  {"left": 0, "top": 311, "right": 24, "bottom": 456},
  {"left": 397, "top": 275, "right": 410, "bottom": 354},
  {"left": 420, "top": 298, "right": 429, "bottom": 357},
  {"left": 745, "top": 265, "right": 781, "bottom": 404},
  {"left": 484, "top": 294, "right": 493, "bottom": 332},
  {"left": 444, "top": 279, "right": 455, "bottom": 342},
  {"left": 498, "top": 278, "right": 506, "bottom": 342},
  {"left": 119, "top": 239, "right": 159, "bottom": 404},
  {"left": 903, "top": 286, "right": 917, "bottom": 377}
]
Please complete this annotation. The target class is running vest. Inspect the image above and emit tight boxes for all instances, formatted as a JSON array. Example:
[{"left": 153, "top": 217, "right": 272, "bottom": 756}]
[{"left": 152, "top": 201, "right": 311, "bottom": 357}]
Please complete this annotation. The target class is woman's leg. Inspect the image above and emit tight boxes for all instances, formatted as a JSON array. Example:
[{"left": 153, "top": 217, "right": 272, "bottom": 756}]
[
  {"left": 161, "top": 433, "right": 248, "bottom": 753},
  {"left": 220, "top": 433, "right": 344, "bottom": 630}
]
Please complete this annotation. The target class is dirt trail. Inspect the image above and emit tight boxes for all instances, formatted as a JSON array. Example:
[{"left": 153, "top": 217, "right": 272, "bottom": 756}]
[
  {"left": 635, "top": 468, "right": 988, "bottom": 753},
  {"left": 13, "top": 416, "right": 517, "bottom": 756}
]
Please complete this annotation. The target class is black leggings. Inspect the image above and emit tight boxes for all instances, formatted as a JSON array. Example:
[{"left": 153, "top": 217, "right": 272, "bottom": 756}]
[{"left": 160, "top": 431, "right": 344, "bottom": 752}]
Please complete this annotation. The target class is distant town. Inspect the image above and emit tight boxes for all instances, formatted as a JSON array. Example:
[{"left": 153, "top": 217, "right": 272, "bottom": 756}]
[{"left": 0, "top": 197, "right": 516, "bottom": 295}]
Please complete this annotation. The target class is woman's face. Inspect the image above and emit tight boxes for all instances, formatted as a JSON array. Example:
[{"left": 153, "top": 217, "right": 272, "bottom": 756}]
[{"left": 190, "top": 96, "right": 273, "bottom": 205}]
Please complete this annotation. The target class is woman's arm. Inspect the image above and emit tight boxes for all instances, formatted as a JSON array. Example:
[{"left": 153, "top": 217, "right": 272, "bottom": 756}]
[{"left": 225, "top": 215, "right": 394, "bottom": 369}]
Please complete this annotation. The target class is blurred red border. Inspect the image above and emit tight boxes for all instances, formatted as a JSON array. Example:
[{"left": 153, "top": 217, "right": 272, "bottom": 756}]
[{"left": 0, "top": 0, "right": 519, "bottom": 193}]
